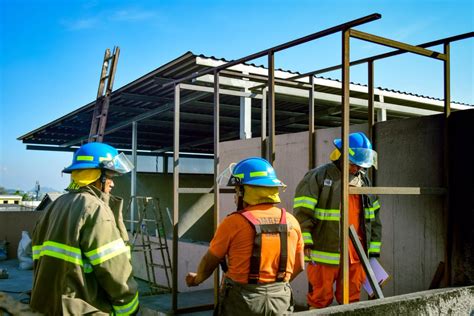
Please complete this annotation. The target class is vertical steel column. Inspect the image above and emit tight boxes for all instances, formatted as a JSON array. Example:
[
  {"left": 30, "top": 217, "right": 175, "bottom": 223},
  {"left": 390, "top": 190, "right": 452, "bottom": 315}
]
[
  {"left": 261, "top": 88, "right": 267, "bottom": 159},
  {"left": 172, "top": 84, "right": 180, "bottom": 312},
  {"left": 131, "top": 121, "right": 138, "bottom": 233},
  {"left": 443, "top": 43, "right": 452, "bottom": 286},
  {"left": 308, "top": 75, "right": 316, "bottom": 169},
  {"left": 267, "top": 51, "right": 275, "bottom": 164},
  {"left": 367, "top": 61, "right": 375, "bottom": 182},
  {"left": 213, "top": 70, "right": 221, "bottom": 306},
  {"left": 341, "top": 29, "right": 351, "bottom": 305},
  {"left": 368, "top": 61, "right": 375, "bottom": 141}
]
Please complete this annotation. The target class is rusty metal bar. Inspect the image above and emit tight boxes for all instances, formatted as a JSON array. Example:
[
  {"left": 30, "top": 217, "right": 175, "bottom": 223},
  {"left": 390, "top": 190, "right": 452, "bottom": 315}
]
[
  {"left": 349, "top": 29, "right": 446, "bottom": 60},
  {"left": 367, "top": 61, "right": 375, "bottom": 182},
  {"left": 308, "top": 75, "right": 316, "bottom": 169},
  {"left": 162, "top": 14, "right": 381, "bottom": 88},
  {"left": 261, "top": 88, "right": 267, "bottom": 159},
  {"left": 290, "top": 32, "right": 473, "bottom": 80},
  {"left": 341, "top": 28, "right": 351, "bottom": 305},
  {"left": 213, "top": 70, "right": 221, "bottom": 307},
  {"left": 443, "top": 42, "right": 452, "bottom": 287},
  {"left": 268, "top": 51, "right": 276, "bottom": 164},
  {"left": 172, "top": 84, "right": 180, "bottom": 312}
]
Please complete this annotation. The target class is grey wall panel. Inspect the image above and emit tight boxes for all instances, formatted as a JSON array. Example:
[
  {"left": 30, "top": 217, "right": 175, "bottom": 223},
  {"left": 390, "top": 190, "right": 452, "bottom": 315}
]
[{"left": 218, "top": 113, "right": 450, "bottom": 304}]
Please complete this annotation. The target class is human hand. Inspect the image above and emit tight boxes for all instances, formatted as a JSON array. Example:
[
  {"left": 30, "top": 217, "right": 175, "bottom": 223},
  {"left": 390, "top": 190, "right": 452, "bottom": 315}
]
[{"left": 186, "top": 272, "right": 199, "bottom": 287}]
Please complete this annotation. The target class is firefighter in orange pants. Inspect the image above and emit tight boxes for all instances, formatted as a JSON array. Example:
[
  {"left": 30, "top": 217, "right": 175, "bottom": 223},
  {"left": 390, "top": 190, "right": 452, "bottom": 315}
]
[{"left": 293, "top": 132, "right": 382, "bottom": 308}]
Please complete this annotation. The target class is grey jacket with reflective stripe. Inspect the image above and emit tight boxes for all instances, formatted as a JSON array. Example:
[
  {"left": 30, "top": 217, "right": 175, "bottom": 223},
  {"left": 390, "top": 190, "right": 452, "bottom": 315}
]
[
  {"left": 31, "top": 185, "right": 138, "bottom": 315},
  {"left": 293, "top": 162, "right": 382, "bottom": 265}
]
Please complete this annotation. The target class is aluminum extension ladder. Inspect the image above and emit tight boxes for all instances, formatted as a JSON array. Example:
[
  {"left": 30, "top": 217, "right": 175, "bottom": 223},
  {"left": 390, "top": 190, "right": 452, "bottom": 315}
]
[
  {"left": 124, "top": 196, "right": 172, "bottom": 295},
  {"left": 88, "top": 47, "right": 120, "bottom": 143}
]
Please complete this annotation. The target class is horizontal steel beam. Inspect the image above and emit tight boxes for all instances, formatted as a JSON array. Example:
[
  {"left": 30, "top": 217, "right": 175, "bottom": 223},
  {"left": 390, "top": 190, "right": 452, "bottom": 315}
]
[
  {"left": 163, "top": 14, "right": 381, "bottom": 87},
  {"left": 25, "top": 144, "right": 214, "bottom": 159},
  {"left": 349, "top": 29, "right": 446, "bottom": 60},
  {"left": 291, "top": 32, "right": 473, "bottom": 79},
  {"left": 59, "top": 91, "right": 208, "bottom": 147},
  {"left": 178, "top": 187, "right": 235, "bottom": 194},
  {"left": 180, "top": 83, "right": 262, "bottom": 99},
  {"left": 349, "top": 187, "right": 446, "bottom": 195}
]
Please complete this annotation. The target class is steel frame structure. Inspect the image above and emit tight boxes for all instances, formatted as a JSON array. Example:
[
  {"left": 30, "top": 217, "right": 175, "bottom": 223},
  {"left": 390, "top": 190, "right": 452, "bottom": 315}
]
[{"left": 129, "top": 13, "right": 472, "bottom": 313}]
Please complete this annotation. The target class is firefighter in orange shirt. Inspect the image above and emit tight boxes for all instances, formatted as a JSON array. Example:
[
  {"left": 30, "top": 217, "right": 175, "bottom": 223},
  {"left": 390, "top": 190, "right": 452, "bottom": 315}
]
[{"left": 186, "top": 157, "right": 305, "bottom": 315}]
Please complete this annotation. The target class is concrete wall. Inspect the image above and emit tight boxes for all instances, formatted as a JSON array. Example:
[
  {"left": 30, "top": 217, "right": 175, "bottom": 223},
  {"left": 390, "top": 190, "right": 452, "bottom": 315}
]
[
  {"left": 449, "top": 109, "right": 474, "bottom": 286},
  {"left": 113, "top": 172, "right": 214, "bottom": 242},
  {"left": 218, "top": 113, "right": 454, "bottom": 305},
  {"left": 297, "top": 286, "right": 474, "bottom": 315},
  {"left": 0, "top": 211, "right": 42, "bottom": 259}
]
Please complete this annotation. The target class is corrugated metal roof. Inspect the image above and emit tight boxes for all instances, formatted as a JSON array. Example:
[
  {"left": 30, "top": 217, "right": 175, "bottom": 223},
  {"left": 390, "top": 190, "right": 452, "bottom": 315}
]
[{"left": 18, "top": 51, "right": 472, "bottom": 155}]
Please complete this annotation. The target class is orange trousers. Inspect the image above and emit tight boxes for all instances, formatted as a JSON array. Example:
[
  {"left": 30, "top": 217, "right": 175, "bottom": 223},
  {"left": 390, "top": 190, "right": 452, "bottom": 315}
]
[{"left": 306, "top": 262, "right": 366, "bottom": 308}]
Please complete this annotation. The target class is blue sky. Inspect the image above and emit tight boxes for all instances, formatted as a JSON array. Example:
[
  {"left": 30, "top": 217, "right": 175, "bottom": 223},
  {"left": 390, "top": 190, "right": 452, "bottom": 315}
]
[{"left": 0, "top": 0, "right": 473, "bottom": 191}]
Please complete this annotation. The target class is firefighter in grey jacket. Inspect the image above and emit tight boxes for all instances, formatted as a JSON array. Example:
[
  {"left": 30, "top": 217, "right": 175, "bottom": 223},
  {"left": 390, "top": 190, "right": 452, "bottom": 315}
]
[
  {"left": 31, "top": 142, "right": 139, "bottom": 315},
  {"left": 293, "top": 132, "right": 381, "bottom": 308}
]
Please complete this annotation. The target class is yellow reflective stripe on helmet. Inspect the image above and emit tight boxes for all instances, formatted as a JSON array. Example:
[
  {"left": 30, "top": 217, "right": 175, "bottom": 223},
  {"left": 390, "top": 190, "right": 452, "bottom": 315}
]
[
  {"left": 250, "top": 171, "right": 268, "bottom": 177},
  {"left": 314, "top": 208, "right": 340, "bottom": 221},
  {"left": 84, "top": 239, "right": 129, "bottom": 265},
  {"left": 76, "top": 155, "right": 94, "bottom": 161},
  {"left": 368, "top": 241, "right": 381, "bottom": 253},
  {"left": 32, "top": 241, "right": 83, "bottom": 265},
  {"left": 311, "top": 250, "right": 340, "bottom": 265},
  {"left": 349, "top": 148, "right": 355, "bottom": 156},
  {"left": 302, "top": 232, "right": 313, "bottom": 245},
  {"left": 113, "top": 291, "right": 139, "bottom": 315},
  {"left": 293, "top": 196, "right": 318, "bottom": 210},
  {"left": 234, "top": 173, "right": 244, "bottom": 179}
]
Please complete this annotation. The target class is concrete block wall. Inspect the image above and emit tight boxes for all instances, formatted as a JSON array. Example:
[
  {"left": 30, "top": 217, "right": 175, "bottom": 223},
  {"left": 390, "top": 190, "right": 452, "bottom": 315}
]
[
  {"left": 217, "top": 113, "right": 450, "bottom": 305},
  {"left": 0, "top": 211, "right": 42, "bottom": 259}
]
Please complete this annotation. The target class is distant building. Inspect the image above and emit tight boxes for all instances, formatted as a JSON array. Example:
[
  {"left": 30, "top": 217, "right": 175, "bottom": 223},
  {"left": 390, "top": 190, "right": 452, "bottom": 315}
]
[{"left": 0, "top": 195, "right": 22, "bottom": 205}]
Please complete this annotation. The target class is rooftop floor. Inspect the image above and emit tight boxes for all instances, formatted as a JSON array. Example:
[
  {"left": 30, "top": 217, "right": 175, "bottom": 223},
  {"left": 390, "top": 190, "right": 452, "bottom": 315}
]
[{"left": 0, "top": 259, "right": 213, "bottom": 315}]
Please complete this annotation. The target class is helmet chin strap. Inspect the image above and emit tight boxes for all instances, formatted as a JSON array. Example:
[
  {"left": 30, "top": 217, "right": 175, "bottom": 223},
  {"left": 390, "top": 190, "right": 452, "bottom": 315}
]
[
  {"left": 236, "top": 186, "right": 245, "bottom": 211},
  {"left": 100, "top": 170, "right": 107, "bottom": 193}
]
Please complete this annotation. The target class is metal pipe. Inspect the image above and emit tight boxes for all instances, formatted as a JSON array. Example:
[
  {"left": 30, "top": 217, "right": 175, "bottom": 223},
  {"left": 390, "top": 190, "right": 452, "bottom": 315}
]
[
  {"left": 368, "top": 61, "right": 375, "bottom": 182},
  {"left": 213, "top": 70, "right": 221, "bottom": 307},
  {"left": 341, "top": 29, "right": 351, "bottom": 305},
  {"left": 443, "top": 43, "right": 452, "bottom": 287},
  {"left": 349, "top": 29, "right": 446, "bottom": 60},
  {"left": 172, "top": 84, "right": 180, "bottom": 312},
  {"left": 131, "top": 121, "right": 138, "bottom": 233},
  {"left": 308, "top": 75, "right": 315, "bottom": 169},
  {"left": 162, "top": 14, "right": 381, "bottom": 88},
  {"left": 268, "top": 52, "right": 275, "bottom": 164},
  {"left": 290, "top": 32, "right": 473, "bottom": 80},
  {"left": 261, "top": 88, "right": 267, "bottom": 159}
]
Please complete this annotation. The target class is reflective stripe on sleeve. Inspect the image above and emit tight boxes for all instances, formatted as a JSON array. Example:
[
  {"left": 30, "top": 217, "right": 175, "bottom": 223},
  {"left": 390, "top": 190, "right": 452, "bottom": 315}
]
[
  {"left": 311, "top": 250, "right": 340, "bottom": 265},
  {"left": 84, "top": 238, "right": 129, "bottom": 265},
  {"left": 368, "top": 241, "right": 381, "bottom": 254},
  {"left": 302, "top": 232, "right": 313, "bottom": 245},
  {"left": 113, "top": 291, "right": 139, "bottom": 315},
  {"left": 314, "top": 208, "right": 340, "bottom": 221},
  {"left": 32, "top": 241, "right": 83, "bottom": 265},
  {"left": 293, "top": 196, "right": 318, "bottom": 210}
]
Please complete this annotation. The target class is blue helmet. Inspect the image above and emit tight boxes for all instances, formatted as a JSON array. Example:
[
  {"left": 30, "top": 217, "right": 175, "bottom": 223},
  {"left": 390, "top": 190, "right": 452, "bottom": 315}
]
[
  {"left": 228, "top": 157, "right": 284, "bottom": 187},
  {"left": 333, "top": 132, "right": 377, "bottom": 168},
  {"left": 62, "top": 142, "right": 134, "bottom": 174}
]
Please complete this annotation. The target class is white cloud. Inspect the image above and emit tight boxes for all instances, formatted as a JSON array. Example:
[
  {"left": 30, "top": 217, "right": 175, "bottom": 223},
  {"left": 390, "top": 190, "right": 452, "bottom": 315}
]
[
  {"left": 109, "top": 9, "right": 156, "bottom": 22},
  {"left": 61, "top": 17, "right": 99, "bottom": 31}
]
